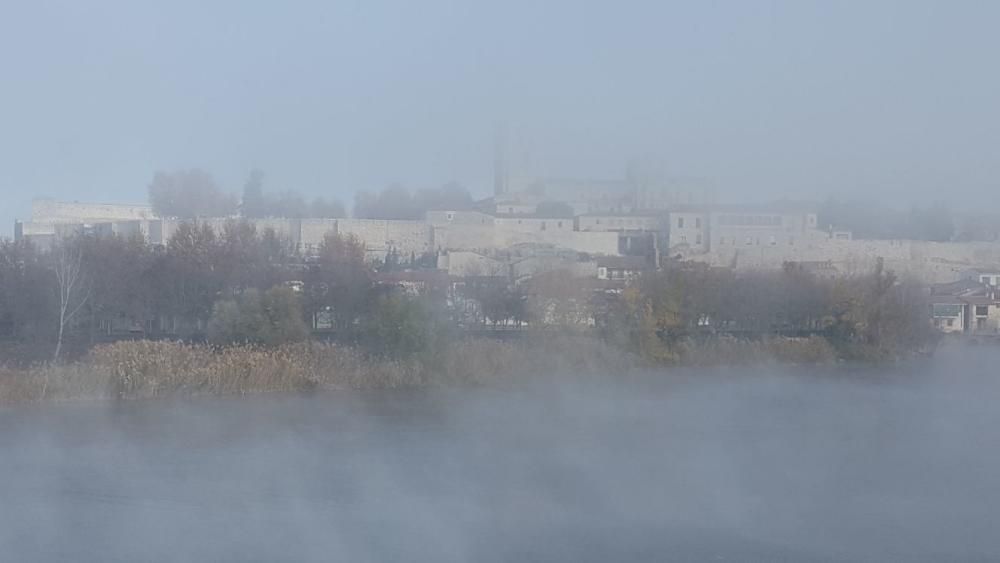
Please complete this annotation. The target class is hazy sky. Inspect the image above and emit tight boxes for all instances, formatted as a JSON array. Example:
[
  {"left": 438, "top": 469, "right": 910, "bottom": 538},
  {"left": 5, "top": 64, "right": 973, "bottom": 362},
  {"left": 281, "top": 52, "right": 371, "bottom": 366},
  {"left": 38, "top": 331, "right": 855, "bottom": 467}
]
[{"left": 2, "top": 0, "right": 998, "bottom": 235}]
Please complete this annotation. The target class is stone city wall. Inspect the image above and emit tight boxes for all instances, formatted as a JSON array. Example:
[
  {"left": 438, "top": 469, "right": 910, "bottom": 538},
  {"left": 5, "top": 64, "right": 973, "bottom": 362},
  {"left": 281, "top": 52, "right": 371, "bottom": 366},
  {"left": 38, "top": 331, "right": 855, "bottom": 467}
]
[
  {"left": 335, "top": 219, "right": 434, "bottom": 258},
  {"left": 32, "top": 199, "right": 155, "bottom": 223},
  {"left": 299, "top": 219, "right": 339, "bottom": 252}
]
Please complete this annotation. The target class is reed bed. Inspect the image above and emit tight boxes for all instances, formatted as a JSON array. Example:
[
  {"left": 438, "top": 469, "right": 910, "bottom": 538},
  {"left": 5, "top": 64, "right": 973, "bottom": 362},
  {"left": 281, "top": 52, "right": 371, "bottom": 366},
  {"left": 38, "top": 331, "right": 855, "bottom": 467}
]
[
  {"left": 0, "top": 334, "right": 857, "bottom": 405},
  {"left": 0, "top": 336, "right": 634, "bottom": 404}
]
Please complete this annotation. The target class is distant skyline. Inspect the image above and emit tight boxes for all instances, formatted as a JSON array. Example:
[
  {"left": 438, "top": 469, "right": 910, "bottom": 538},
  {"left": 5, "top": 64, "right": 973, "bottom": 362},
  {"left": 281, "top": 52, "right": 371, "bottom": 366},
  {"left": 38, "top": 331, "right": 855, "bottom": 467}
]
[{"left": 3, "top": 0, "right": 999, "bottom": 236}]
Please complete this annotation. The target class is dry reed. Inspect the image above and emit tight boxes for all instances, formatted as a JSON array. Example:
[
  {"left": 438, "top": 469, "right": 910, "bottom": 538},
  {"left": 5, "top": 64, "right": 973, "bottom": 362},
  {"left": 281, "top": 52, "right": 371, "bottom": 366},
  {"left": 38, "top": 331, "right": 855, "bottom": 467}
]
[{"left": 0, "top": 336, "right": 634, "bottom": 404}]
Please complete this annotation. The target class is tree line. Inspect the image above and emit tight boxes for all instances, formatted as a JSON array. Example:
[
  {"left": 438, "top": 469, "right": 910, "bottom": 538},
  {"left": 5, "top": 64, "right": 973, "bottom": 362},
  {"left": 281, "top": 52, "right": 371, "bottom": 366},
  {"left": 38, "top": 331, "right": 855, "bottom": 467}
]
[
  {"left": 818, "top": 197, "right": 1000, "bottom": 242},
  {"left": 147, "top": 168, "right": 474, "bottom": 221},
  {"left": 600, "top": 260, "right": 933, "bottom": 362},
  {"left": 120, "top": 167, "right": 1000, "bottom": 243},
  {"left": 0, "top": 223, "right": 361, "bottom": 362},
  {"left": 1, "top": 221, "right": 934, "bottom": 366}
]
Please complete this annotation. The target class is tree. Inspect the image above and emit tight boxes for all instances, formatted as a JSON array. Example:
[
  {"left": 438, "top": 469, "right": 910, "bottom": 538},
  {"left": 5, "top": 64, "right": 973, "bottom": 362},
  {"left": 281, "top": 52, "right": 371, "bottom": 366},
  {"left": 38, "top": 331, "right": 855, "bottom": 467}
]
[
  {"left": 477, "top": 283, "right": 526, "bottom": 328},
  {"left": 0, "top": 239, "right": 55, "bottom": 359},
  {"left": 818, "top": 197, "right": 955, "bottom": 241},
  {"left": 241, "top": 169, "right": 266, "bottom": 218},
  {"left": 304, "top": 233, "right": 373, "bottom": 332},
  {"left": 309, "top": 197, "right": 346, "bottom": 219},
  {"left": 207, "top": 286, "right": 309, "bottom": 346},
  {"left": 77, "top": 231, "right": 153, "bottom": 340},
  {"left": 212, "top": 220, "right": 299, "bottom": 297},
  {"left": 362, "top": 293, "right": 447, "bottom": 361},
  {"left": 525, "top": 269, "right": 593, "bottom": 328},
  {"left": 354, "top": 183, "right": 473, "bottom": 219},
  {"left": 240, "top": 169, "right": 345, "bottom": 219},
  {"left": 413, "top": 182, "right": 473, "bottom": 212},
  {"left": 147, "top": 222, "right": 222, "bottom": 334},
  {"left": 353, "top": 190, "right": 379, "bottom": 220},
  {"left": 905, "top": 203, "right": 954, "bottom": 242},
  {"left": 51, "top": 239, "right": 92, "bottom": 360},
  {"left": 953, "top": 212, "right": 1000, "bottom": 242},
  {"left": 148, "top": 169, "right": 238, "bottom": 218}
]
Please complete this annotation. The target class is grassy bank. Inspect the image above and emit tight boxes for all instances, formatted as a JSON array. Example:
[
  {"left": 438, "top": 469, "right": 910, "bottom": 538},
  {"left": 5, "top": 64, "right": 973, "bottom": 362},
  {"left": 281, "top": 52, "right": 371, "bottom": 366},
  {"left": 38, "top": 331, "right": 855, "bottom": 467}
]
[{"left": 676, "top": 335, "right": 840, "bottom": 366}]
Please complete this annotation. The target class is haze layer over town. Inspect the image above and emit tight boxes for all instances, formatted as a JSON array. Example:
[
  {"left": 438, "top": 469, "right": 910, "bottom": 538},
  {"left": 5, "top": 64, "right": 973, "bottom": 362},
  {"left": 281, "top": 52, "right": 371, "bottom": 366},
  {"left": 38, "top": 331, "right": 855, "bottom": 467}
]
[
  {"left": 3, "top": 1, "right": 1000, "bottom": 235},
  {"left": 4, "top": 2, "right": 1000, "bottom": 562}
]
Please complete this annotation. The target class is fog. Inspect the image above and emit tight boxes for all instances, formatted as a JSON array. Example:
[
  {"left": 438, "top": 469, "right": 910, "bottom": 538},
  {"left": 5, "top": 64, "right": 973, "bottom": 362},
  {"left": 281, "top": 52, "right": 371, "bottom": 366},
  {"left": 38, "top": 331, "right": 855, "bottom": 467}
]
[
  {"left": 3, "top": 4, "right": 1000, "bottom": 559},
  {"left": 3, "top": 1, "right": 1000, "bottom": 234},
  {"left": 3, "top": 343, "right": 1000, "bottom": 561}
]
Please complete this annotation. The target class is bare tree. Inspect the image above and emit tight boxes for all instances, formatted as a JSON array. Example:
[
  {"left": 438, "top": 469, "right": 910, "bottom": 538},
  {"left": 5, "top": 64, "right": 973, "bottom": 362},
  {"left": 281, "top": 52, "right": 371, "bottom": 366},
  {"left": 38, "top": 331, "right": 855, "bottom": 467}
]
[{"left": 52, "top": 239, "right": 92, "bottom": 361}]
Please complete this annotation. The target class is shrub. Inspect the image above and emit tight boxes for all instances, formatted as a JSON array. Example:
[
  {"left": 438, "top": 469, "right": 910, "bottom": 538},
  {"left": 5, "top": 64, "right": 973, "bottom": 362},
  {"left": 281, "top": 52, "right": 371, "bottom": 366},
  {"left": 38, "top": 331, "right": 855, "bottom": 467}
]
[
  {"left": 208, "top": 286, "right": 309, "bottom": 346},
  {"left": 362, "top": 294, "right": 449, "bottom": 362}
]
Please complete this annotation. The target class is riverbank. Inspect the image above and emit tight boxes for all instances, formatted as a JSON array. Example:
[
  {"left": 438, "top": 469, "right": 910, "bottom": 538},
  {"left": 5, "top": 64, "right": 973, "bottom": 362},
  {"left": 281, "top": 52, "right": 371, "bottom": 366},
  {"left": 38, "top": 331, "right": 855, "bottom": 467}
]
[
  {"left": 0, "top": 334, "right": 928, "bottom": 404},
  {"left": 0, "top": 337, "right": 631, "bottom": 404}
]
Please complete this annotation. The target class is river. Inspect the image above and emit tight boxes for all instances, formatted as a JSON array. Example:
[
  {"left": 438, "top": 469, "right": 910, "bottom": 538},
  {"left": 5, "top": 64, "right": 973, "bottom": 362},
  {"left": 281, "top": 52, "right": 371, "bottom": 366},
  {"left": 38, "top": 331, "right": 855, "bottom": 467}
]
[{"left": 2, "top": 343, "right": 999, "bottom": 562}]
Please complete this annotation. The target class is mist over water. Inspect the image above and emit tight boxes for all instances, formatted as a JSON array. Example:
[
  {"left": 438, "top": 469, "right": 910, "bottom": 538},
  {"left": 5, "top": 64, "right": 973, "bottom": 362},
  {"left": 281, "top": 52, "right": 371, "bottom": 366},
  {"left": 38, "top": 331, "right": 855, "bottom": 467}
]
[{"left": 3, "top": 343, "right": 1000, "bottom": 562}]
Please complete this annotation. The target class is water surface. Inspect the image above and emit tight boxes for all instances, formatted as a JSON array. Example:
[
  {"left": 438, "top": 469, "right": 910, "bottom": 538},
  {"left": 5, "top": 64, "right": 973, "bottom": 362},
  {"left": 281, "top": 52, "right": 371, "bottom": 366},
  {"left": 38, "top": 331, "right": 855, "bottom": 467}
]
[{"left": 2, "top": 344, "right": 999, "bottom": 562}]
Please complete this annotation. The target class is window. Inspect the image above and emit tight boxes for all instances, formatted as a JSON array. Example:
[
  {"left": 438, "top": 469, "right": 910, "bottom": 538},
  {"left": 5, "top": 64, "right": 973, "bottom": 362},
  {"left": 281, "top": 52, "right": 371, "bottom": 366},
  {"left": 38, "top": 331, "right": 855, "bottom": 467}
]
[
  {"left": 745, "top": 237, "right": 753, "bottom": 245},
  {"left": 596, "top": 219, "right": 601, "bottom": 225},
  {"left": 508, "top": 207, "right": 513, "bottom": 214},
  {"left": 677, "top": 217, "right": 685, "bottom": 229},
  {"left": 946, "top": 318, "right": 954, "bottom": 327},
  {"left": 789, "top": 237, "right": 795, "bottom": 246},
  {"left": 976, "top": 305, "right": 989, "bottom": 316},
  {"left": 446, "top": 212, "right": 454, "bottom": 221},
  {"left": 557, "top": 221, "right": 563, "bottom": 228},
  {"left": 719, "top": 215, "right": 782, "bottom": 227},
  {"left": 695, "top": 217, "right": 701, "bottom": 228},
  {"left": 769, "top": 235, "right": 777, "bottom": 246},
  {"left": 696, "top": 234, "right": 702, "bottom": 245},
  {"left": 933, "top": 304, "right": 963, "bottom": 317},
  {"left": 680, "top": 235, "right": 688, "bottom": 243},
  {"left": 541, "top": 221, "right": 547, "bottom": 231}
]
